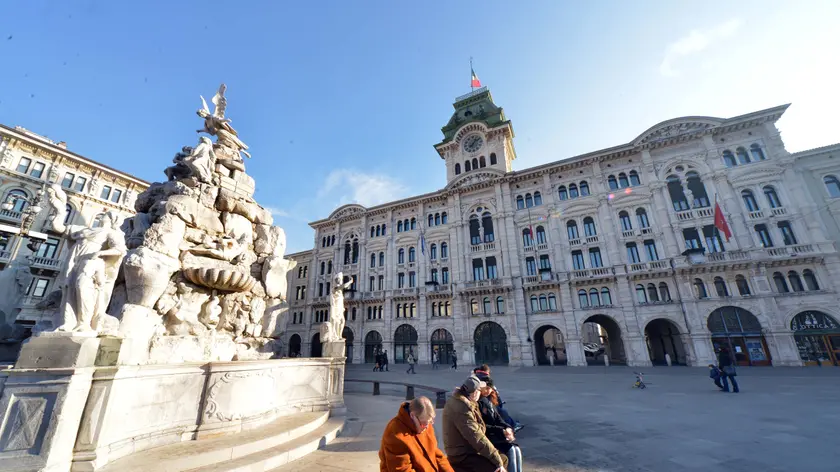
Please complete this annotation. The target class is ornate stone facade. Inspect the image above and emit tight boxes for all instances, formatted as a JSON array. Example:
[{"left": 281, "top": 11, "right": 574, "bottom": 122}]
[{"left": 286, "top": 90, "right": 840, "bottom": 368}]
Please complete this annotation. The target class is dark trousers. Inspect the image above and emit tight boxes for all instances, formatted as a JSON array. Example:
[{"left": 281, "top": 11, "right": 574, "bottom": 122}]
[
  {"left": 407, "top": 364, "right": 415, "bottom": 374},
  {"left": 713, "top": 377, "right": 723, "bottom": 389},
  {"left": 450, "top": 454, "right": 507, "bottom": 472},
  {"left": 720, "top": 373, "right": 739, "bottom": 392},
  {"left": 498, "top": 405, "right": 517, "bottom": 426}
]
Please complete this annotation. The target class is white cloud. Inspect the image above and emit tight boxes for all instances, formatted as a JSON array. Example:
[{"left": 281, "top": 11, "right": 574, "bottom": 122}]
[
  {"left": 263, "top": 206, "right": 290, "bottom": 218},
  {"left": 660, "top": 19, "right": 742, "bottom": 77},
  {"left": 316, "top": 169, "right": 410, "bottom": 208}
]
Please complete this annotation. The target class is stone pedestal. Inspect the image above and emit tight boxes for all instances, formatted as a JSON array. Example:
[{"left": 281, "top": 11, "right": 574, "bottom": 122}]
[
  {"left": 0, "top": 332, "right": 100, "bottom": 472},
  {"left": 322, "top": 340, "right": 346, "bottom": 359}
]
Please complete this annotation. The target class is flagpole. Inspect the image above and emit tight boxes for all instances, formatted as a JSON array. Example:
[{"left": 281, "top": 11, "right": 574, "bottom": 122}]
[{"left": 470, "top": 57, "right": 474, "bottom": 91}]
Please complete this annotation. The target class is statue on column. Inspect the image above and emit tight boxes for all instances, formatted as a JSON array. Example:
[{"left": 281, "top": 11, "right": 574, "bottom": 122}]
[
  {"left": 326, "top": 271, "right": 353, "bottom": 341},
  {"left": 197, "top": 84, "right": 251, "bottom": 159}
]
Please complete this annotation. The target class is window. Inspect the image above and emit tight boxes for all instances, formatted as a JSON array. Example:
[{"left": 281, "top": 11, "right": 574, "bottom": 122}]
[
  {"left": 430, "top": 268, "right": 438, "bottom": 283},
  {"left": 63, "top": 203, "right": 74, "bottom": 225},
  {"left": 736, "top": 275, "right": 751, "bottom": 295},
  {"left": 430, "top": 244, "right": 437, "bottom": 260},
  {"left": 409, "top": 247, "right": 416, "bottom": 263},
  {"left": 778, "top": 221, "right": 797, "bottom": 245},
  {"left": 525, "top": 257, "right": 537, "bottom": 276},
  {"left": 702, "top": 225, "right": 724, "bottom": 253},
  {"left": 16, "top": 157, "right": 32, "bottom": 173},
  {"left": 91, "top": 213, "right": 106, "bottom": 228},
  {"left": 61, "top": 172, "right": 75, "bottom": 188},
  {"left": 548, "top": 293, "right": 557, "bottom": 310},
  {"left": 522, "top": 228, "right": 533, "bottom": 247},
  {"left": 442, "top": 212, "right": 448, "bottom": 224},
  {"left": 763, "top": 186, "right": 781, "bottom": 208},
  {"left": 824, "top": 176, "right": 840, "bottom": 198},
  {"left": 788, "top": 271, "right": 804, "bottom": 292},
  {"left": 483, "top": 297, "right": 491, "bottom": 315},
  {"left": 569, "top": 183, "right": 579, "bottom": 198},
  {"left": 579, "top": 289, "right": 589, "bottom": 307},
  {"left": 803, "top": 270, "right": 819, "bottom": 290},
  {"left": 378, "top": 275, "right": 384, "bottom": 290},
  {"left": 482, "top": 213, "right": 494, "bottom": 242},
  {"left": 29, "top": 278, "right": 50, "bottom": 298},
  {"left": 369, "top": 276, "right": 375, "bottom": 291},
  {"left": 435, "top": 213, "right": 441, "bottom": 226},
  {"left": 736, "top": 147, "right": 751, "bottom": 165},
  {"left": 379, "top": 252, "right": 385, "bottom": 266},
  {"left": 694, "top": 279, "right": 708, "bottom": 299},
  {"left": 626, "top": 243, "right": 641, "bottom": 263},
  {"left": 773, "top": 272, "right": 789, "bottom": 293},
  {"left": 516, "top": 196, "right": 525, "bottom": 209},
  {"left": 667, "top": 175, "right": 689, "bottom": 211},
  {"left": 538, "top": 254, "right": 550, "bottom": 270},
  {"left": 479, "top": 156, "right": 486, "bottom": 168},
  {"left": 327, "top": 261, "right": 332, "bottom": 273},
  {"left": 644, "top": 240, "right": 659, "bottom": 261},
  {"left": 35, "top": 237, "right": 60, "bottom": 259},
  {"left": 470, "top": 299, "right": 479, "bottom": 315},
  {"left": 589, "top": 248, "right": 602, "bottom": 268},
  {"left": 619, "top": 211, "right": 632, "bottom": 231},
  {"left": 722, "top": 150, "right": 737, "bottom": 167},
  {"left": 608, "top": 175, "right": 618, "bottom": 190},
  {"left": 535, "top": 226, "right": 547, "bottom": 244},
  {"left": 490, "top": 296, "right": 503, "bottom": 314},
  {"left": 539, "top": 295, "right": 548, "bottom": 311},
  {"left": 30, "top": 162, "right": 45, "bottom": 178},
  {"left": 486, "top": 257, "right": 498, "bottom": 279},
  {"left": 750, "top": 144, "right": 766, "bottom": 161},
  {"left": 600, "top": 288, "right": 611, "bottom": 305},
  {"left": 410, "top": 218, "right": 416, "bottom": 230},
  {"left": 583, "top": 217, "right": 596, "bottom": 237},
  {"left": 636, "top": 209, "right": 649, "bottom": 229},
  {"left": 472, "top": 259, "right": 485, "bottom": 281},
  {"left": 525, "top": 194, "right": 533, "bottom": 208},
  {"left": 647, "top": 283, "right": 659, "bottom": 302},
  {"left": 465, "top": 160, "right": 471, "bottom": 172},
  {"left": 714, "top": 277, "right": 729, "bottom": 297},
  {"left": 589, "top": 288, "right": 600, "bottom": 307},
  {"left": 741, "top": 190, "right": 759, "bottom": 211},
  {"left": 409, "top": 272, "right": 416, "bottom": 288},
  {"left": 455, "top": 163, "right": 461, "bottom": 175},
  {"left": 685, "top": 171, "right": 709, "bottom": 207},
  {"left": 370, "top": 254, "right": 376, "bottom": 268},
  {"left": 469, "top": 216, "right": 481, "bottom": 245},
  {"left": 441, "top": 243, "right": 448, "bottom": 258},
  {"left": 558, "top": 186, "right": 568, "bottom": 200},
  {"left": 490, "top": 153, "right": 497, "bottom": 165},
  {"left": 629, "top": 171, "right": 641, "bottom": 186},
  {"left": 397, "top": 273, "right": 405, "bottom": 288},
  {"left": 658, "top": 282, "right": 671, "bottom": 301},
  {"left": 5, "top": 189, "right": 27, "bottom": 212},
  {"left": 398, "top": 248, "right": 405, "bottom": 264},
  {"left": 580, "top": 181, "right": 590, "bottom": 196},
  {"left": 441, "top": 267, "right": 449, "bottom": 284},
  {"left": 74, "top": 176, "right": 87, "bottom": 192},
  {"left": 533, "top": 191, "right": 542, "bottom": 206},
  {"left": 571, "top": 251, "right": 585, "bottom": 270},
  {"left": 635, "top": 284, "right": 647, "bottom": 304},
  {"left": 396, "top": 304, "right": 403, "bottom": 318},
  {"left": 566, "top": 221, "right": 579, "bottom": 240},
  {"left": 397, "top": 221, "right": 403, "bottom": 232},
  {"left": 755, "top": 224, "right": 774, "bottom": 248},
  {"left": 618, "top": 173, "right": 629, "bottom": 188},
  {"left": 100, "top": 185, "right": 112, "bottom": 200}
]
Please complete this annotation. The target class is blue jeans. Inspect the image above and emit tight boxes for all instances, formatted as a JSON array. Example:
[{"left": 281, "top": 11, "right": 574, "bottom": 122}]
[
  {"left": 506, "top": 445, "right": 523, "bottom": 472},
  {"left": 498, "top": 405, "right": 517, "bottom": 426},
  {"left": 720, "top": 373, "right": 739, "bottom": 392}
]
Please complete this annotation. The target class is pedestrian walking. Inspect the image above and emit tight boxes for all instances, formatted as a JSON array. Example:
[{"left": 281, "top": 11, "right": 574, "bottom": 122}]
[
  {"left": 407, "top": 353, "right": 417, "bottom": 374},
  {"left": 432, "top": 350, "right": 439, "bottom": 369},
  {"left": 708, "top": 364, "right": 723, "bottom": 390},
  {"left": 383, "top": 350, "right": 390, "bottom": 372},
  {"left": 717, "top": 347, "right": 740, "bottom": 393},
  {"left": 451, "top": 349, "right": 458, "bottom": 370},
  {"left": 379, "top": 396, "right": 455, "bottom": 472}
]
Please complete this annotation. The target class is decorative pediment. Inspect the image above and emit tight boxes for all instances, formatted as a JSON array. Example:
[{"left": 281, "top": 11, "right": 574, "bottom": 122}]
[
  {"left": 329, "top": 204, "right": 366, "bottom": 220},
  {"left": 560, "top": 199, "right": 599, "bottom": 216},
  {"left": 446, "top": 170, "right": 503, "bottom": 191},
  {"left": 728, "top": 165, "right": 785, "bottom": 185},
  {"left": 633, "top": 118, "right": 721, "bottom": 146}
]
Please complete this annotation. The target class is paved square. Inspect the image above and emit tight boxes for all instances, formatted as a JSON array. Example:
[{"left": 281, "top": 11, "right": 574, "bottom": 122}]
[{"left": 273, "top": 365, "right": 840, "bottom": 471}]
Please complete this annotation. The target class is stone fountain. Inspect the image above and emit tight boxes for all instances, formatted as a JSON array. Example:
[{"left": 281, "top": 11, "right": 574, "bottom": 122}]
[{"left": 0, "top": 85, "right": 345, "bottom": 472}]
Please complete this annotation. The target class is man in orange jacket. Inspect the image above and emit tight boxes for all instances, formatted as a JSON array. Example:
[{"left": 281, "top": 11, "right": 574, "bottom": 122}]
[{"left": 380, "top": 396, "right": 455, "bottom": 472}]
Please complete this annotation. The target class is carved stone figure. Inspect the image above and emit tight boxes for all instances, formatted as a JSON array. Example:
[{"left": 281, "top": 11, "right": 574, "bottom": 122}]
[
  {"left": 197, "top": 84, "right": 251, "bottom": 158},
  {"left": 329, "top": 272, "right": 353, "bottom": 341},
  {"left": 164, "top": 146, "right": 194, "bottom": 181},
  {"left": 184, "top": 137, "right": 217, "bottom": 184},
  {"left": 0, "top": 148, "right": 13, "bottom": 167}
]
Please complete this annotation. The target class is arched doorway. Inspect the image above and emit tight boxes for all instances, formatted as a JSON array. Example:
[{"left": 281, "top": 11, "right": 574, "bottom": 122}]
[
  {"left": 582, "top": 315, "right": 626, "bottom": 365},
  {"left": 364, "top": 330, "right": 382, "bottom": 364},
  {"left": 791, "top": 311, "right": 840, "bottom": 366},
  {"left": 474, "top": 322, "right": 509, "bottom": 365},
  {"left": 310, "top": 333, "right": 322, "bottom": 358},
  {"left": 707, "top": 306, "right": 770, "bottom": 366},
  {"left": 645, "top": 319, "right": 687, "bottom": 365},
  {"left": 394, "top": 324, "right": 418, "bottom": 364},
  {"left": 430, "top": 328, "right": 454, "bottom": 366},
  {"left": 343, "top": 327, "right": 354, "bottom": 364},
  {"left": 534, "top": 325, "right": 566, "bottom": 365},
  {"left": 288, "top": 334, "right": 301, "bottom": 357}
]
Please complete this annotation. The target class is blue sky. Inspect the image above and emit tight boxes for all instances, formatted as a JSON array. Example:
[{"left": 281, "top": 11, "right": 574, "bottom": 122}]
[{"left": 2, "top": 1, "right": 838, "bottom": 252}]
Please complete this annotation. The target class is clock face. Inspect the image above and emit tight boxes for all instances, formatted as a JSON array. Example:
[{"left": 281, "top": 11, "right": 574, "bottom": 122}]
[{"left": 463, "top": 135, "right": 483, "bottom": 153}]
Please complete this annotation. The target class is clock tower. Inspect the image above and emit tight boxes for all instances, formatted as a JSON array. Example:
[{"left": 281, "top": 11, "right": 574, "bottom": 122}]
[{"left": 434, "top": 86, "right": 516, "bottom": 184}]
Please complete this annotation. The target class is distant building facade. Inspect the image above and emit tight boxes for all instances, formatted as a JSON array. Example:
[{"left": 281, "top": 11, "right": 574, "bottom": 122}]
[
  {"left": 285, "top": 88, "right": 840, "bottom": 367},
  {"left": 0, "top": 125, "right": 148, "bottom": 338}
]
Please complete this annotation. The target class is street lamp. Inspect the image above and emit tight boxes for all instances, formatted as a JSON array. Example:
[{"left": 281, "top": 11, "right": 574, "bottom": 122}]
[{"left": 0, "top": 185, "right": 47, "bottom": 257}]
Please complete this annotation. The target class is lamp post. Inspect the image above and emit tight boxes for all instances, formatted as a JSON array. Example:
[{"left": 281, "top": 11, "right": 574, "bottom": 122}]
[{"left": 0, "top": 184, "right": 47, "bottom": 263}]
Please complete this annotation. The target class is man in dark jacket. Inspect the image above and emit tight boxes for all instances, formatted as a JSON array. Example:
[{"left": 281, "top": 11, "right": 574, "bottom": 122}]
[
  {"left": 717, "top": 347, "right": 740, "bottom": 393},
  {"left": 382, "top": 350, "right": 389, "bottom": 371},
  {"left": 442, "top": 376, "right": 507, "bottom": 472}
]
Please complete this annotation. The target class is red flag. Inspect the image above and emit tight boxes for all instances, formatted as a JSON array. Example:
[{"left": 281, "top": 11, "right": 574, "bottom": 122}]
[
  {"left": 714, "top": 202, "right": 732, "bottom": 241},
  {"left": 471, "top": 68, "right": 481, "bottom": 88}
]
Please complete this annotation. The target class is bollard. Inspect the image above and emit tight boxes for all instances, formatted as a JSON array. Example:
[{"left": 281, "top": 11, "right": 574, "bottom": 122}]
[
  {"left": 373, "top": 382, "right": 380, "bottom": 396},
  {"left": 604, "top": 354, "right": 610, "bottom": 367},
  {"left": 665, "top": 353, "right": 672, "bottom": 367},
  {"left": 406, "top": 385, "right": 415, "bottom": 400},
  {"left": 435, "top": 391, "right": 447, "bottom": 409}
]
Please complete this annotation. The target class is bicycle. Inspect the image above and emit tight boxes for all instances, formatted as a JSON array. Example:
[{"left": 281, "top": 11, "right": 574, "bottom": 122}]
[{"left": 632, "top": 372, "right": 646, "bottom": 389}]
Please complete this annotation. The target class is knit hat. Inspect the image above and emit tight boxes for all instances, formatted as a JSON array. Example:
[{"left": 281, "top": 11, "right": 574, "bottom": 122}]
[{"left": 461, "top": 375, "right": 486, "bottom": 395}]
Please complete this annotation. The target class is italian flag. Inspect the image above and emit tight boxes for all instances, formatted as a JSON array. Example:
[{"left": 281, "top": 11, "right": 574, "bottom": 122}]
[{"left": 471, "top": 68, "right": 482, "bottom": 88}]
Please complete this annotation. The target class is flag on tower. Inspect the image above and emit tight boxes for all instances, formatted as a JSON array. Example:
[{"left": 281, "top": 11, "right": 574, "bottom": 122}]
[
  {"left": 471, "top": 68, "right": 481, "bottom": 88},
  {"left": 713, "top": 199, "right": 732, "bottom": 241}
]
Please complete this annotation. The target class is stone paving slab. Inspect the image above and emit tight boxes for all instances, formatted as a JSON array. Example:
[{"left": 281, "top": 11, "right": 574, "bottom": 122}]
[{"left": 271, "top": 365, "right": 840, "bottom": 472}]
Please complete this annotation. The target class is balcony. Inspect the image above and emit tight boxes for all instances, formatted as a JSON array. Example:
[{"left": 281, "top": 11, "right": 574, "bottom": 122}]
[
  {"left": 640, "top": 227, "right": 653, "bottom": 235},
  {"left": 463, "top": 279, "right": 502, "bottom": 289},
  {"left": 770, "top": 206, "right": 788, "bottom": 217},
  {"left": 676, "top": 207, "right": 714, "bottom": 221},
  {"left": 621, "top": 230, "right": 636, "bottom": 238},
  {"left": 0, "top": 208, "right": 22, "bottom": 222},
  {"left": 706, "top": 250, "right": 751, "bottom": 263},
  {"left": 748, "top": 210, "right": 764, "bottom": 220},
  {"left": 394, "top": 288, "right": 419, "bottom": 297},
  {"left": 569, "top": 238, "right": 581, "bottom": 246},
  {"left": 21, "top": 295, "right": 44, "bottom": 308},
  {"left": 29, "top": 256, "right": 61, "bottom": 271},
  {"left": 536, "top": 242, "right": 549, "bottom": 251},
  {"left": 765, "top": 244, "right": 815, "bottom": 258},
  {"left": 581, "top": 303, "right": 614, "bottom": 310},
  {"left": 471, "top": 242, "right": 496, "bottom": 253},
  {"left": 584, "top": 236, "right": 599, "bottom": 244},
  {"left": 627, "top": 260, "right": 671, "bottom": 273},
  {"left": 570, "top": 267, "right": 613, "bottom": 280},
  {"left": 524, "top": 245, "right": 535, "bottom": 252}
]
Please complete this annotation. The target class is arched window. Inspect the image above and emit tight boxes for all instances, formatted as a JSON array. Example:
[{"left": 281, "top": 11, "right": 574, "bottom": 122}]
[
  {"left": 618, "top": 173, "right": 629, "bottom": 188},
  {"left": 396, "top": 304, "right": 403, "bottom": 318},
  {"left": 773, "top": 272, "right": 789, "bottom": 293},
  {"left": 465, "top": 160, "right": 472, "bottom": 172},
  {"left": 490, "top": 153, "right": 497, "bottom": 165},
  {"left": 600, "top": 288, "right": 611, "bottom": 305},
  {"left": 430, "top": 243, "right": 437, "bottom": 260},
  {"left": 608, "top": 175, "right": 618, "bottom": 190},
  {"left": 455, "top": 163, "right": 461, "bottom": 175},
  {"left": 750, "top": 144, "right": 766, "bottom": 161},
  {"left": 370, "top": 253, "right": 376, "bottom": 268},
  {"left": 578, "top": 289, "right": 589, "bottom": 307},
  {"left": 635, "top": 208, "right": 650, "bottom": 228},
  {"left": 431, "top": 302, "right": 437, "bottom": 316},
  {"left": 619, "top": 211, "right": 632, "bottom": 231},
  {"left": 496, "top": 296, "right": 505, "bottom": 314},
  {"left": 515, "top": 195, "right": 524, "bottom": 209},
  {"left": 788, "top": 271, "right": 804, "bottom": 292},
  {"left": 722, "top": 150, "right": 737, "bottom": 167},
  {"left": 533, "top": 191, "right": 542, "bottom": 206},
  {"left": 741, "top": 190, "right": 759, "bottom": 211},
  {"left": 566, "top": 221, "right": 579, "bottom": 240},
  {"left": 522, "top": 228, "right": 533, "bottom": 247},
  {"left": 410, "top": 218, "right": 416, "bottom": 230},
  {"left": 569, "top": 183, "right": 579, "bottom": 198},
  {"left": 667, "top": 175, "right": 689, "bottom": 211},
  {"left": 583, "top": 217, "right": 596, "bottom": 237},
  {"left": 525, "top": 193, "right": 534, "bottom": 208},
  {"left": 470, "top": 299, "right": 479, "bottom": 315},
  {"left": 548, "top": 293, "right": 557, "bottom": 310},
  {"left": 658, "top": 282, "right": 671, "bottom": 301},
  {"left": 370, "top": 227, "right": 375, "bottom": 238},
  {"left": 398, "top": 248, "right": 405, "bottom": 264},
  {"left": 483, "top": 297, "right": 492, "bottom": 314},
  {"left": 472, "top": 158, "right": 478, "bottom": 170},
  {"left": 327, "top": 260, "right": 332, "bottom": 273},
  {"left": 694, "top": 278, "right": 708, "bottom": 299},
  {"left": 530, "top": 295, "right": 539, "bottom": 312},
  {"left": 558, "top": 185, "right": 568, "bottom": 200},
  {"left": 379, "top": 252, "right": 385, "bottom": 266},
  {"left": 647, "top": 283, "right": 659, "bottom": 302},
  {"left": 589, "top": 288, "right": 600, "bottom": 307},
  {"left": 397, "top": 220, "right": 403, "bottom": 232},
  {"left": 635, "top": 284, "right": 647, "bottom": 303},
  {"left": 803, "top": 269, "right": 820, "bottom": 291},
  {"left": 714, "top": 277, "right": 729, "bottom": 297},
  {"left": 435, "top": 213, "right": 441, "bottom": 226},
  {"left": 580, "top": 181, "right": 590, "bottom": 196},
  {"left": 824, "top": 175, "right": 840, "bottom": 198},
  {"left": 736, "top": 275, "right": 751, "bottom": 295},
  {"left": 736, "top": 147, "right": 751, "bottom": 164},
  {"left": 441, "top": 242, "right": 448, "bottom": 258},
  {"left": 763, "top": 186, "right": 781, "bottom": 208},
  {"left": 4, "top": 189, "right": 27, "bottom": 212},
  {"left": 441, "top": 212, "right": 448, "bottom": 224},
  {"left": 321, "top": 237, "right": 326, "bottom": 248},
  {"left": 408, "top": 247, "right": 416, "bottom": 262},
  {"left": 535, "top": 226, "right": 547, "bottom": 244},
  {"left": 685, "top": 171, "right": 710, "bottom": 207},
  {"left": 482, "top": 212, "right": 495, "bottom": 243},
  {"left": 629, "top": 171, "right": 641, "bottom": 186},
  {"left": 428, "top": 215, "right": 434, "bottom": 227},
  {"left": 479, "top": 156, "right": 486, "bottom": 168},
  {"left": 90, "top": 213, "right": 105, "bottom": 228}
]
